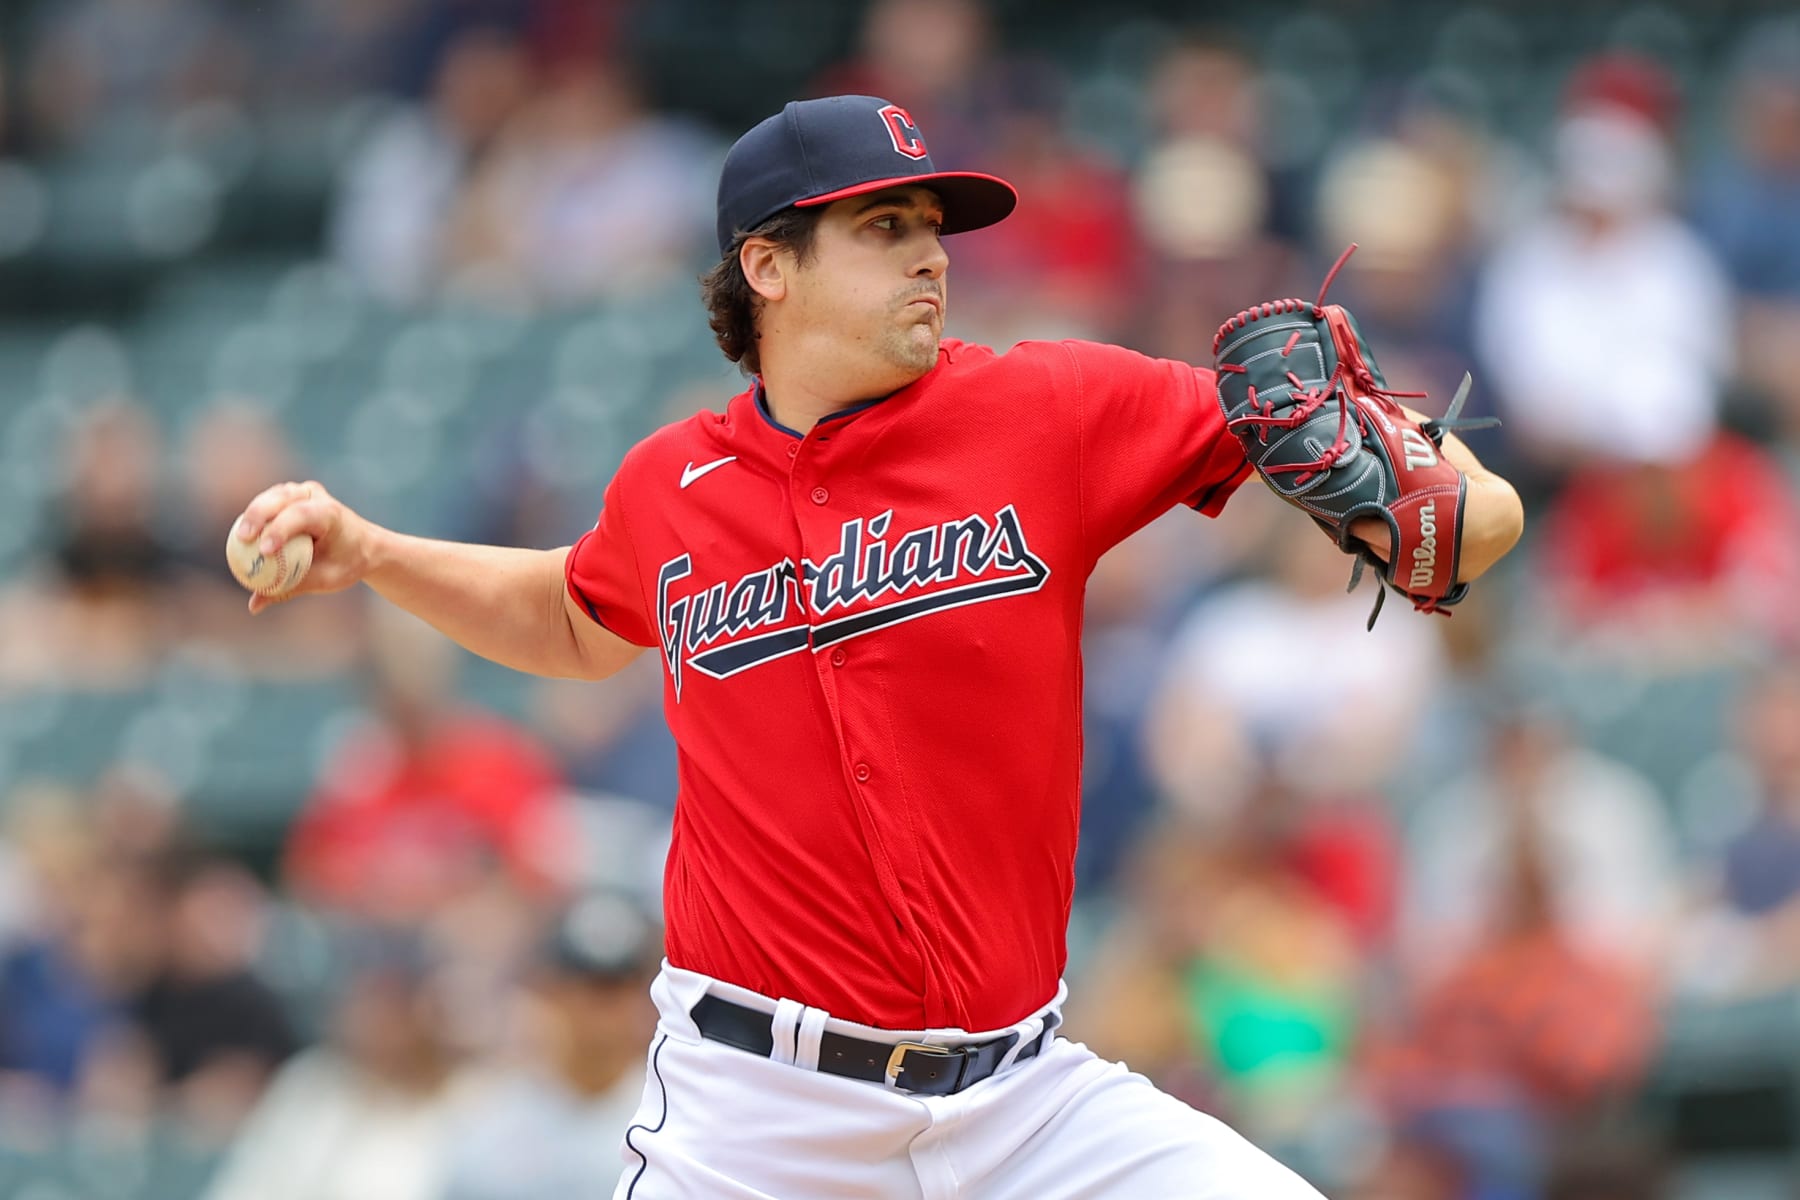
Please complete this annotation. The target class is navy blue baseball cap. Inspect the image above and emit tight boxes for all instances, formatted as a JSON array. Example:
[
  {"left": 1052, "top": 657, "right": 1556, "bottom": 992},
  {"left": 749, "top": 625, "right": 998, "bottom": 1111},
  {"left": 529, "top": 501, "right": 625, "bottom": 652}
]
[{"left": 715, "top": 95, "right": 1018, "bottom": 258}]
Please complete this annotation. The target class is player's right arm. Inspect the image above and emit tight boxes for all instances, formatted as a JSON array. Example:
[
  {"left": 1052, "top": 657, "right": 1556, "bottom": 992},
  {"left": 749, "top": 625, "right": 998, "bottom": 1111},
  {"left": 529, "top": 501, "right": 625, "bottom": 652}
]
[{"left": 235, "top": 481, "right": 643, "bottom": 682}]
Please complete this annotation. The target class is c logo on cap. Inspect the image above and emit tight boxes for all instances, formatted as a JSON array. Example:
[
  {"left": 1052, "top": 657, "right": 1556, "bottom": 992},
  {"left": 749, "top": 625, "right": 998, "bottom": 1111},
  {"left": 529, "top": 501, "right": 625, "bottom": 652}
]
[{"left": 879, "top": 104, "right": 928, "bottom": 160}]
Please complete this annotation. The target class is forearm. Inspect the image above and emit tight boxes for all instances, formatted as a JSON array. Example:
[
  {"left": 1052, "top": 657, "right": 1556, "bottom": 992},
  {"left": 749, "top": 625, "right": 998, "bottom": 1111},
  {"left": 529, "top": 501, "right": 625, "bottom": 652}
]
[
  {"left": 1432, "top": 426, "right": 1526, "bottom": 582},
  {"left": 1343, "top": 417, "right": 1526, "bottom": 583},
  {"left": 362, "top": 530, "right": 605, "bottom": 679}
]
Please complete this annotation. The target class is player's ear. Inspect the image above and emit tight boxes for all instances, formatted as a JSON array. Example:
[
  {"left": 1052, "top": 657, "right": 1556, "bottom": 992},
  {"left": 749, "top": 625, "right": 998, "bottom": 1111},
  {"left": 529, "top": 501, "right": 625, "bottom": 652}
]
[{"left": 740, "top": 238, "right": 789, "bottom": 303}]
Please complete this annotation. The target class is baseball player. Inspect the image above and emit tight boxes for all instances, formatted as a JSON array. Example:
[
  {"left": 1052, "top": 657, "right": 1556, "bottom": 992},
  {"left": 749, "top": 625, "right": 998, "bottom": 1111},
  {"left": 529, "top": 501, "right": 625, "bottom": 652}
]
[{"left": 235, "top": 96, "right": 1524, "bottom": 1198}]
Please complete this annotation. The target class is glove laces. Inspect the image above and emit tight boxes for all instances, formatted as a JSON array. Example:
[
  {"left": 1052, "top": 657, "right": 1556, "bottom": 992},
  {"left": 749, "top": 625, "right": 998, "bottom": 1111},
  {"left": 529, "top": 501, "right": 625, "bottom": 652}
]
[
  {"left": 1219, "top": 245, "right": 1444, "bottom": 487},
  {"left": 1217, "top": 246, "right": 1503, "bottom": 627}
]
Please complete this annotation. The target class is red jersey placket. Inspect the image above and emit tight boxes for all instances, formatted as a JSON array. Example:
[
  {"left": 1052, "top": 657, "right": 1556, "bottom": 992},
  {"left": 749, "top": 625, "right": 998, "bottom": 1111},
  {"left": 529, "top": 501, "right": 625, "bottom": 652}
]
[{"left": 786, "top": 420, "right": 932, "bottom": 999}]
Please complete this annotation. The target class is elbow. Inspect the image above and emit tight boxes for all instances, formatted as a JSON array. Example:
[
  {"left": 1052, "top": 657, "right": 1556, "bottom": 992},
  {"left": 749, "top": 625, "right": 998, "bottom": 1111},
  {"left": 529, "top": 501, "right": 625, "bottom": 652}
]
[
  {"left": 1457, "top": 475, "right": 1526, "bottom": 583},
  {"left": 569, "top": 652, "right": 632, "bottom": 683},
  {"left": 563, "top": 623, "right": 633, "bottom": 682}
]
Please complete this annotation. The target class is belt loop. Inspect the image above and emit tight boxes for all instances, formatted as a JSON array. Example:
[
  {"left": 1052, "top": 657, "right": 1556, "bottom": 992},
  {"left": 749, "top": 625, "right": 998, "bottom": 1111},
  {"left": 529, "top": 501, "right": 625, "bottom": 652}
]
[
  {"left": 793, "top": 1006, "right": 829, "bottom": 1071},
  {"left": 770, "top": 998, "right": 804, "bottom": 1066},
  {"left": 994, "top": 1015, "right": 1039, "bottom": 1075},
  {"left": 996, "top": 1005, "right": 1060, "bottom": 1076}
]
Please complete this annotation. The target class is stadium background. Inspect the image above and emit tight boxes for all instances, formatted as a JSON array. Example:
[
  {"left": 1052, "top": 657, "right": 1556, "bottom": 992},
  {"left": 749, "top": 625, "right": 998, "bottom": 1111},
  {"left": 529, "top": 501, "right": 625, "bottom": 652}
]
[{"left": 3, "top": 0, "right": 1800, "bottom": 1196}]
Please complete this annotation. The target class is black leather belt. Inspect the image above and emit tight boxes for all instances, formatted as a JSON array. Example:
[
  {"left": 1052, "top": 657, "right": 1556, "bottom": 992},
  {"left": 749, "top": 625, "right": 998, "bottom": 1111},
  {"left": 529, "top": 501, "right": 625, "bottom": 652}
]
[{"left": 689, "top": 994, "right": 1053, "bottom": 1096}]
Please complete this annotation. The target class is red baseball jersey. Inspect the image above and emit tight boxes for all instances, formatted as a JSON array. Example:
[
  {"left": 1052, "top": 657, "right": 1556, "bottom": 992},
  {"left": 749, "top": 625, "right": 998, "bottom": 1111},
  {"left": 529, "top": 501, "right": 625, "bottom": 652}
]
[{"left": 566, "top": 337, "right": 1250, "bottom": 1031}]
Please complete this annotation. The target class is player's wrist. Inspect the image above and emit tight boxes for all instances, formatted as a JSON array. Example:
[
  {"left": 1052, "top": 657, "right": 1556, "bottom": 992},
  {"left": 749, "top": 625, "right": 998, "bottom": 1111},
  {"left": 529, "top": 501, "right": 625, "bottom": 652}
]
[
  {"left": 354, "top": 516, "right": 402, "bottom": 585},
  {"left": 1456, "top": 473, "right": 1525, "bottom": 582}
]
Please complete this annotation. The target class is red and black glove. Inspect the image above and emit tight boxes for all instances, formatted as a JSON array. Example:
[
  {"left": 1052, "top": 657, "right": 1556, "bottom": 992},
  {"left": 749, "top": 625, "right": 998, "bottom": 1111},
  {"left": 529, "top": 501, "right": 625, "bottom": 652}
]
[{"left": 1212, "top": 246, "right": 1497, "bottom": 628}]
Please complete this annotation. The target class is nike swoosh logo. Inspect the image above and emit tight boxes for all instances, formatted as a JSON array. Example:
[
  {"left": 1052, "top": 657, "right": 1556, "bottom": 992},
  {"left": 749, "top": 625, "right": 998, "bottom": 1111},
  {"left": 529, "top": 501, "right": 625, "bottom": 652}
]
[{"left": 680, "top": 456, "right": 737, "bottom": 489}]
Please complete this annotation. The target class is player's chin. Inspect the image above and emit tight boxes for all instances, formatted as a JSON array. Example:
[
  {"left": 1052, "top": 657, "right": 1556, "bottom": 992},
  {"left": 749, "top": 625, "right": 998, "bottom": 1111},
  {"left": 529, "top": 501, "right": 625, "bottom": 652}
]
[{"left": 891, "top": 325, "right": 940, "bottom": 371}]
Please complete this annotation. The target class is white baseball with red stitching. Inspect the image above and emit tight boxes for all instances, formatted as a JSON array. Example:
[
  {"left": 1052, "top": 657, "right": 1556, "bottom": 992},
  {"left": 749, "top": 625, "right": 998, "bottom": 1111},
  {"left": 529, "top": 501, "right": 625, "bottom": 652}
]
[{"left": 225, "top": 530, "right": 313, "bottom": 597}]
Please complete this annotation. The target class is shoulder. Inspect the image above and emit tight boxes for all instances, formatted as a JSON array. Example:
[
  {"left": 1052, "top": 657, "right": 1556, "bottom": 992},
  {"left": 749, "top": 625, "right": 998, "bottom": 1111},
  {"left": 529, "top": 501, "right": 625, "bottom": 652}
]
[
  {"left": 933, "top": 337, "right": 1096, "bottom": 376},
  {"left": 611, "top": 398, "right": 739, "bottom": 487},
  {"left": 919, "top": 339, "right": 1099, "bottom": 416},
  {"left": 908, "top": 338, "right": 1064, "bottom": 402},
  {"left": 945, "top": 338, "right": 1201, "bottom": 391}
]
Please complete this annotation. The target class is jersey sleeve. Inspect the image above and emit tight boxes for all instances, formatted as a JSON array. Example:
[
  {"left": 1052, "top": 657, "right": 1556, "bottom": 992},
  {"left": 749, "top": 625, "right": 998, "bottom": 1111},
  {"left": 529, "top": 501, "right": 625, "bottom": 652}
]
[
  {"left": 564, "top": 470, "right": 657, "bottom": 648},
  {"left": 1053, "top": 339, "right": 1252, "bottom": 559}
]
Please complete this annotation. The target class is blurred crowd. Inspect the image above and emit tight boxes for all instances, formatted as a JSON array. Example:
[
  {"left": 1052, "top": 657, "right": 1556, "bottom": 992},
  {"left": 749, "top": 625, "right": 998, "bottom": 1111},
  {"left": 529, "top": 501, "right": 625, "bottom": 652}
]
[{"left": 5, "top": 1, "right": 1800, "bottom": 1198}]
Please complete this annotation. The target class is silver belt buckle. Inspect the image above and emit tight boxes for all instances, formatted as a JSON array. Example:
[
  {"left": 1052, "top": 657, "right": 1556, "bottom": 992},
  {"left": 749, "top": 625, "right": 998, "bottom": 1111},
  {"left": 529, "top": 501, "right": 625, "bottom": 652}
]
[{"left": 886, "top": 1040, "right": 955, "bottom": 1089}]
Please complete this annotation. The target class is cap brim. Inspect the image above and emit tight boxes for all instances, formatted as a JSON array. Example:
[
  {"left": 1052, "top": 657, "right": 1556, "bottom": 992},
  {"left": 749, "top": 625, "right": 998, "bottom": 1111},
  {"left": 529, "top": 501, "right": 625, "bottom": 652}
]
[{"left": 794, "top": 171, "right": 1018, "bottom": 236}]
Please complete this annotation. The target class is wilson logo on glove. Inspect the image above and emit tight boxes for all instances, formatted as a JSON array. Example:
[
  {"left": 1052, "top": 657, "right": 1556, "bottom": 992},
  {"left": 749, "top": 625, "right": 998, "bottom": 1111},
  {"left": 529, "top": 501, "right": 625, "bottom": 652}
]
[
  {"left": 1401, "top": 429, "right": 1439, "bottom": 470},
  {"left": 1410, "top": 501, "right": 1438, "bottom": 592},
  {"left": 1212, "top": 245, "right": 1497, "bottom": 628}
]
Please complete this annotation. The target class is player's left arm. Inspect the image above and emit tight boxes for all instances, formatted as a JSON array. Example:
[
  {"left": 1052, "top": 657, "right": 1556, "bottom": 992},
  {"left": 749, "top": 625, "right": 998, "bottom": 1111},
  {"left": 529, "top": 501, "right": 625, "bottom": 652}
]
[{"left": 1350, "top": 410, "right": 1524, "bottom": 583}]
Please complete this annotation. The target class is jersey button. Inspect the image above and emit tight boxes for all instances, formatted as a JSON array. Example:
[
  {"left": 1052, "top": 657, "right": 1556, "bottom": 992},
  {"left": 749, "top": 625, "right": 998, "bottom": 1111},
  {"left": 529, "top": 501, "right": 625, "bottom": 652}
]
[
  {"left": 853, "top": 762, "right": 871, "bottom": 782},
  {"left": 810, "top": 486, "right": 829, "bottom": 505},
  {"left": 786, "top": 443, "right": 799, "bottom": 458},
  {"left": 830, "top": 648, "right": 847, "bottom": 667}
]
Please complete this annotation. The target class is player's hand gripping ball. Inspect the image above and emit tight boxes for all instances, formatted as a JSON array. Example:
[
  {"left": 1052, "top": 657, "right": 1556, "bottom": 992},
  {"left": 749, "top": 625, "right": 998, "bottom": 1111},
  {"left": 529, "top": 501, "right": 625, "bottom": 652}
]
[{"left": 225, "top": 527, "right": 313, "bottom": 598}]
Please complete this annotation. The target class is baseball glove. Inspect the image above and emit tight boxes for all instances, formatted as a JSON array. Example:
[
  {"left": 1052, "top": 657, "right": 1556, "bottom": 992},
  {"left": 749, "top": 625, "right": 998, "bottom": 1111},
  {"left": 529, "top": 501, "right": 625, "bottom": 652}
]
[{"left": 1212, "top": 245, "right": 1496, "bottom": 628}]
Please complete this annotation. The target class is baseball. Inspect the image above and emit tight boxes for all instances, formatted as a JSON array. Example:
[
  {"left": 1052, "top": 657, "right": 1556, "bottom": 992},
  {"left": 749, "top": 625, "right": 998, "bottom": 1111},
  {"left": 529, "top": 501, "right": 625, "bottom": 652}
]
[{"left": 225, "top": 528, "right": 313, "bottom": 597}]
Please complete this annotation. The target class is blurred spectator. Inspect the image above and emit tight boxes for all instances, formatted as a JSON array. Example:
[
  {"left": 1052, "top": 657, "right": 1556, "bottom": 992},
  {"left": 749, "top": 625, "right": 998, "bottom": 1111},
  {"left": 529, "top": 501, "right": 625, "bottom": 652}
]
[
  {"left": 1132, "top": 35, "right": 1299, "bottom": 361},
  {"left": 1343, "top": 1140, "right": 1463, "bottom": 1200},
  {"left": 811, "top": 0, "right": 1000, "bottom": 170},
  {"left": 1676, "top": 659, "right": 1800, "bottom": 999},
  {"left": 1, "top": 781, "right": 291, "bottom": 1150},
  {"left": 1147, "top": 501, "right": 1447, "bottom": 817},
  {"left": 203, "top": 935, "right": 495, "bottom": 1200},
  {"left": 1379, "top": 805, "right": 1658, "bottom": 1200},
  {"left": 1693, "top": 19, "right": 1800, "bottom": 302},
  {"left": 25, "top": 0, "right": 250, "bottom": 151},
  {"left": 1533, "top": 428, "right": 1800, "bottom": 659},
  {"left": 0, "top": 399, "right": 175, "bottom": 688},
  {"left": 1071, "top": 806, "right": 1362, "bottom": 1152},
  {"left": 439, "top": 891, "right": 659, "bottom": 1200},
  {"left": 254, "top": 0, "right": 425, "bottom": 104},
  {"left": 815, "top": 0, "right": 1147, "bottom": 342},
  {"left": 1077, "top": 511, "right": 1231, "bottom": 893},
  {"left": 283, "top": 608, "right": 569, "bottom": 923},
  {"left": 1401, "top": 704, "right": 1679, "bottom": 985},
  {"left": 947, "top": 63, "right": 1145, "bottom": 344},
  {"left": 1693, "top": 18, "right": 1800, "bottom": 444},
  {"left": 529, "top": 657, "right": 678, "bottom": 813},
  {"left": 1472, "top": 56, "right": 1733, "bottom": 484},
  {"left": 1542, "top": 1135, "right": 1667, "bottom": 1200},
  {"left": 329, "top": 25, "right": 533, "bottom": 305},
  {"left": 1307, "top": 84, "right": 1536, "bottom": 448},
  {"left": 0, "top": 785, "right": 111, "bottom": 1106},
  {"left": 170, "top": 400, "right": 366, "bottom": 678},
  {"left": 443, "top": 56, "right": 717, "bottom": 305},
  {"left": 126, "top": 850, "right": 297, "bottom": 1144},
  {"left": 1144, "top": 500, "right": 1415, "bottom": 951},
  {"left": 1316, "top": 136, "right": 1467, "bottom": 334}
]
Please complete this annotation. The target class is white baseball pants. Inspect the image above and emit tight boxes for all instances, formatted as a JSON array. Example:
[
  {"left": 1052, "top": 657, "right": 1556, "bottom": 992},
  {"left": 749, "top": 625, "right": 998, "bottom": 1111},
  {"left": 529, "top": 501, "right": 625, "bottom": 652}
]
[{"left": 610, "top": 963, "right": 1326, "bottom": 1199}]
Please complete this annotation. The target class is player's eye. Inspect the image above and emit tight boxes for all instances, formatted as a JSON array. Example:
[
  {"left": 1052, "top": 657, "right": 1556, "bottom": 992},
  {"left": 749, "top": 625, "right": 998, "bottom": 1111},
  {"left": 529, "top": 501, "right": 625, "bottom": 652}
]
[{"left": 872, "top": 215, "right": 900, "bottom": 231}]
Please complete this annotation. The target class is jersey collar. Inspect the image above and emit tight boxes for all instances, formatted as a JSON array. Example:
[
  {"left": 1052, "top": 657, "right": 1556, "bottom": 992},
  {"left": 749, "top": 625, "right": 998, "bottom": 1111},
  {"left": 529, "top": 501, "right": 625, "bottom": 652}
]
[
  {"left": 751, "top": 341, "right": 963, "bottom": 442},
  {"left": 752, "top": 381, "right": 894, "bottom": 439}
]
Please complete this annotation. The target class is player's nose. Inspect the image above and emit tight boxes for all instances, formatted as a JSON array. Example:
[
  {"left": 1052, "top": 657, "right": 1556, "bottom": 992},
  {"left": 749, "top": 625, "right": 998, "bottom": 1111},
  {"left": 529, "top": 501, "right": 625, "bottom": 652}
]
[{"left": 911, "top": 235, "right": 948, "bottom": 280}]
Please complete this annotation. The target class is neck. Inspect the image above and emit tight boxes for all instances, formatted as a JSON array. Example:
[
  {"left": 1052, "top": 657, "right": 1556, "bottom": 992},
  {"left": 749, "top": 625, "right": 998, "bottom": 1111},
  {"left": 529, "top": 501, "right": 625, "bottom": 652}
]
[
  {"left": 758, "top": 333, "right": 932, "bottom": 435},
  {"left": 759, "top": 372, "right": 862, "bottom": 435}
]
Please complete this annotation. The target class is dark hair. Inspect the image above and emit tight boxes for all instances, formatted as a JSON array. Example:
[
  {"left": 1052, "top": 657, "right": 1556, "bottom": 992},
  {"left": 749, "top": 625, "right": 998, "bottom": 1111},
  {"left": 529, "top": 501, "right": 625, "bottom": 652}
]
[{"left": 700, "top": 207, "right": 823, "bottom": 376}]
